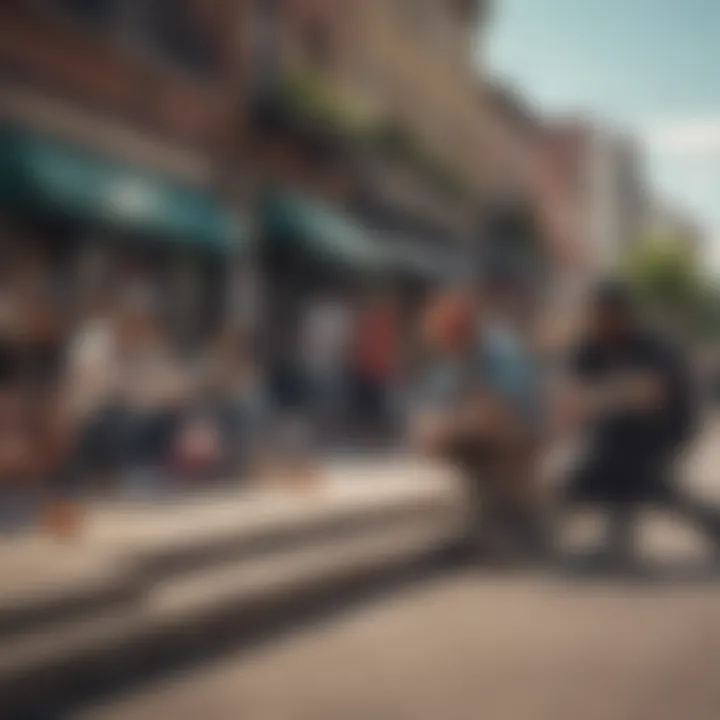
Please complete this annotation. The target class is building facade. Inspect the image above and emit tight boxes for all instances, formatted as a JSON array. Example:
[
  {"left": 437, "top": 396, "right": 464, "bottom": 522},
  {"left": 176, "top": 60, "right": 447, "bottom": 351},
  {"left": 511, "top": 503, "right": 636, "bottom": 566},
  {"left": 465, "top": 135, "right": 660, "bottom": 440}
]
[
  {"left": 0, "top": 0, "right": 243, "bottom": 182},
  {"left": 240, "top": 0, "right": 495, "bottom": 254},
  {"left": 0, "top": 0, "right": 247, "bottom": 347},
  {"left": 233, "top": 0, "right": 499, "bottom": 389},
  {"left": 541, "top": 119, "right": 647, "bottom": 274}
]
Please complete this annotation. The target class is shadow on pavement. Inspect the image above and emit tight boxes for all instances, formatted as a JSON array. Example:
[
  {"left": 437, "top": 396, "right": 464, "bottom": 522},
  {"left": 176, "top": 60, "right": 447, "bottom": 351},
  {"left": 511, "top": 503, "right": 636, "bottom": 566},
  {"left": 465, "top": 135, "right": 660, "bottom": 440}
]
[
  {"left": 556, "top": 550, "right": 720, "bottom": 586},
  {"left": 17, "top": 544, "right": 720, "bottom": 719}
]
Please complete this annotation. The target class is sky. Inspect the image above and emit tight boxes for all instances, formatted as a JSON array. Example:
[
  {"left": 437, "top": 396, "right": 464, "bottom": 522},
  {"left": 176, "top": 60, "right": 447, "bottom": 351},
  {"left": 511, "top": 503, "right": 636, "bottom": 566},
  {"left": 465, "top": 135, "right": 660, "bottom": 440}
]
[{"left": 485, "top": 0, "right": 720, "bottom": 268}]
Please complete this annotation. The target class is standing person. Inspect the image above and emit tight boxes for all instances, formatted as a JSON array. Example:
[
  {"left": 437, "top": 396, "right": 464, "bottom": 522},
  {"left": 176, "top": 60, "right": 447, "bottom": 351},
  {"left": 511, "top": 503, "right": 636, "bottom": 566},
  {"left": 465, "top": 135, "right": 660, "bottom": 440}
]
[
  {"left": 350, "top": 292, "right": 399, "bottom": 447},
  {"left": 262, "top": 306, "right": 319, "bottom": 489},
  {"left": 0, "top": 239, "right": 81, "bottom": 536},
  {"left": 116, "top": 288, "right": 191, "bottom": 496},
  {"left": 300, "top": 294, "right": 353, "bottom": 445},
  {"left": 0, "top": 283, "right": 70, "bottom": 533},
  {"left": 63, "top": 293, "right": 122, "bottom": 494},
  {"left": 193, "top": 330, "right": 264, "bottom": 479},
  {"left": 560, "top": 280, "right": 720, "bottom": 568}
]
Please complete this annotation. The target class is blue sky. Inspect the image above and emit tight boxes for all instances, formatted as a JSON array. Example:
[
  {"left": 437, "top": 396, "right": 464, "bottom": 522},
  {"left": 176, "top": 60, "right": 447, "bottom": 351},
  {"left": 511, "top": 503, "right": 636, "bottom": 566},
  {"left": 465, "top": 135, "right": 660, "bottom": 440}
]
[{"left": 485, "top": 0, "right": 720, "bottom": 267}]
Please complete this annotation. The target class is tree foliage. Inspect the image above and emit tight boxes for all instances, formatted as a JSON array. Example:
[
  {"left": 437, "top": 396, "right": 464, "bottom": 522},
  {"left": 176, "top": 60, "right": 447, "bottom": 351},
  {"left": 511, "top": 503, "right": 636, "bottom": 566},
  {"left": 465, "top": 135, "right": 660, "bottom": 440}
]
[
  {"left": 623, "top": 234, "right": 700, "bottom": 314},
  {"left": 622, "top": 234, "right": 720, "bottom": 341}
]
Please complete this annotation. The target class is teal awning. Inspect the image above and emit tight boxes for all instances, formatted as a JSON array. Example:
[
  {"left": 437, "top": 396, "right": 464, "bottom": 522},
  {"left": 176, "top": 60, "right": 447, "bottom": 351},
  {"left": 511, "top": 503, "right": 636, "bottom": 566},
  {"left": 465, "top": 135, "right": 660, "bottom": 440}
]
[
  {"left": 0, "top": 127, "right": 243, "bottom": 251},
  {"left": 262, "top": 192, "right": 388, "bottom": 273}
]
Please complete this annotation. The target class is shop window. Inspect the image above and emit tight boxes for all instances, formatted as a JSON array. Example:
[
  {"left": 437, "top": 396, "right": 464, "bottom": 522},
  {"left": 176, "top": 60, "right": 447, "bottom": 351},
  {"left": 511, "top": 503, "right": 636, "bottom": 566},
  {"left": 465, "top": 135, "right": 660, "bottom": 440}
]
[
  {"left": 43, "top": 0, "right": 118, "bottom": 25},
  {"left": 144, "top": 0, "right": 218, "bottom": 76},
  {"left": 303, "top": 20, "right": 333, "bottom": 72},
  {"left": 40, "top": 0, "right": 219, "bottom": 77},
  {"left": 250, "top": 0, "right": 283, "bottom": 89},
  {"left": 398, "top": 0, "right": 432, "bottom": 34}
]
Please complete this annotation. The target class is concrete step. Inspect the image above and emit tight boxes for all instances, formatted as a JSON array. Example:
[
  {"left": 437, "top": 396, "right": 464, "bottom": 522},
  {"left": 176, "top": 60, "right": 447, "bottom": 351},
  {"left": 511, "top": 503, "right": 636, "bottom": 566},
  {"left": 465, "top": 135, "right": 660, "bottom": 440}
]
[
  {"left": 1, "top": 462, "right": 462, "bottom": 643},
  {"left": 85, "top": 465, "right": 464, "bottom": 582},
  {"left": 0, "top": 535, "right": 138, "bottom": 641},
  {"left": 0, "top": 459, "right": 466, "bottom": 717},
  {"left": 147, "top": 512, "right": 462, "bottom": 621},
  {"left": 0, "top": 509, "right": 463, "bottom": 717}
]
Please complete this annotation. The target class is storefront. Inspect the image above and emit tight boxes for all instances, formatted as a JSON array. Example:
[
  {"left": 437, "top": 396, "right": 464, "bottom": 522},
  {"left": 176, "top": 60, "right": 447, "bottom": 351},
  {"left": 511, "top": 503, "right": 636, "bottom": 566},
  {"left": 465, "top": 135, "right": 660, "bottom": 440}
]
[
  {"left": 0, "top": 124, "right": 245, "bottom": 350},
  {"left": 258, "top": 190, "right": 392, "bottom": 425},
  {"left": 480, "top": 196, "right": 550, "bottom": 298},
  {"left": 0, "top": 124, "right": 245, "bottom": 504},
  {"left": 353, "top": 184, "right": 473, "bottom": 356},
  {"left": 259, "top": 188, "right": 389, "bottom": 344}
]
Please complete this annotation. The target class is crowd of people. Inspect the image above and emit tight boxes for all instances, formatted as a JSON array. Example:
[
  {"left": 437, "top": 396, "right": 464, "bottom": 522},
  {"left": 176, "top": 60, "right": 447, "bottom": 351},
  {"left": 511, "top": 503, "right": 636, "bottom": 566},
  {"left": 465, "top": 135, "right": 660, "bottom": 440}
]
[
  {"left": 0, "top": 278, "right": 411, "bottom": 528},
  {"left": 3, "top": 258, "right": 720, "bottom": 571}
]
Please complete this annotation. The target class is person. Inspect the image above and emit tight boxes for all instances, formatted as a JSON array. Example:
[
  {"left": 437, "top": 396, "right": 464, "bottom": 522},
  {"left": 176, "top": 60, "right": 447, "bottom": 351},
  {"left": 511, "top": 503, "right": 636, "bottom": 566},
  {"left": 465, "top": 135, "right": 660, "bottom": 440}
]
[
  {"left": 63, "top": 293, "right": 122, "bottom": 493},
  {"left": 0, "top": 239, "right": 84, "bottom": 535},
  {"left": 300, "top": 294, "right": 352, "bottom": 443},
  {"left": 476, "top": 278, "right": 549, "bottom": 556},
  {"left": 115, "top": 288, "right": 191, "bottom": 496},
  {"left": 0, "top": 293, "right": 69, "bottom": 533},
  {"left": 411, "top": 289, "right": 540, "bottom": 561},
  {"left": 194, "top": 329, "right": 265, "bottom": 479},
  {"left": 560, "top": 280, "right": 720, "bottom": 568},
  {"left": 262, "top": 308, "right": 320, "bottom": 489},
  {"left": 350, "top": 292, "right": 399, "bottom": 446},
  {"left": 480, "top": 279, "right": 545, "bottom": 439}
]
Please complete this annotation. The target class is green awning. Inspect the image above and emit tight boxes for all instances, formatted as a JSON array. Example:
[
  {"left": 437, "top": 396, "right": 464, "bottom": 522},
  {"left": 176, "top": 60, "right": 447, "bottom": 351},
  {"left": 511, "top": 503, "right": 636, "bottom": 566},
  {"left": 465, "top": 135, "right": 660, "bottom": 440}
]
[
  {"left": 262, "top": 192, "right": 388, "bottom": 273},
  {"left": 0, "top": 127, "right": 243, "bottom": 251}
]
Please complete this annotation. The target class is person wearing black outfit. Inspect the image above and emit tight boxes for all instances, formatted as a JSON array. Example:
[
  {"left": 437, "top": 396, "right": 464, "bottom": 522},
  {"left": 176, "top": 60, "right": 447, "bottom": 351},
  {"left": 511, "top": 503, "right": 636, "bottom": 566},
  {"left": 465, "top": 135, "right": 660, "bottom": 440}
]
[{"left": 563, "top": 281, "right": 720, "bottom": 567}]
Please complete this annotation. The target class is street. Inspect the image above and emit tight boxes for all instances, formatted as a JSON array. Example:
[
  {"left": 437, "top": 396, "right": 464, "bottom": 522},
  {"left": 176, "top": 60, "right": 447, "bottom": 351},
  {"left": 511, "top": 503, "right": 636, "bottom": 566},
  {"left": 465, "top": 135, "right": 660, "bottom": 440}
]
[{"left": 78, "top": 422, "right": 720, "bottom": 720}]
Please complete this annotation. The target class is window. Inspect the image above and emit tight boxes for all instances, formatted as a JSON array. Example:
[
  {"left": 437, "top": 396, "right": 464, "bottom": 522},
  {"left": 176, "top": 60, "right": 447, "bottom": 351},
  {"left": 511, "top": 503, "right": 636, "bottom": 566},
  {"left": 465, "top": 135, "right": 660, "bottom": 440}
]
[
  {"left": 398, "top": 0, "right": 432, "bottom": 33},
  {"left": 44, "top": 0, "right": 117, "bottom": 25},
  {"left": 144, "top": 0, "right": 218, "bottom": 76},
  {"left": 250, "top": 0, "right": 282, "bottom": 86},
  {"left": 41, "top": 0, "right": 220, "bottom": 77},
  {"left": 254, "top": 0, "right": 282, "bottom": 29},
  {"left": 303, "top": 20, "right": 333, "bottom": 72}
]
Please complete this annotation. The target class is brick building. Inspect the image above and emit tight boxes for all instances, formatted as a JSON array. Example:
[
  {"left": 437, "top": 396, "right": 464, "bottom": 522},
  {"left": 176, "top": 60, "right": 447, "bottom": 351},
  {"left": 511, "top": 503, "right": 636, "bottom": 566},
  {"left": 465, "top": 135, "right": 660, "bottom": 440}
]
[
  {"left": 240, "top": 0, "right": 494, "bottom": 271},
  {"left": 234, "top": 0, "right": 497, "bottom": 370},
  {"left": 0, "top": 0, "right": 243, "bottom": 179},
  {"left": 0, "top": 0, "right": 248, "bottom": 347}
]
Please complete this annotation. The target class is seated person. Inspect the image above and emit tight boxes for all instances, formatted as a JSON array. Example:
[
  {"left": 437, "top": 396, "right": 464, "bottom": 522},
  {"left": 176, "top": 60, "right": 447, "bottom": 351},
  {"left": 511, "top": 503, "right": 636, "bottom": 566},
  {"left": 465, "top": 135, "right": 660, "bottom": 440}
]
[{"left": 411, "top": 290, "right": 540, "bottom": 561}]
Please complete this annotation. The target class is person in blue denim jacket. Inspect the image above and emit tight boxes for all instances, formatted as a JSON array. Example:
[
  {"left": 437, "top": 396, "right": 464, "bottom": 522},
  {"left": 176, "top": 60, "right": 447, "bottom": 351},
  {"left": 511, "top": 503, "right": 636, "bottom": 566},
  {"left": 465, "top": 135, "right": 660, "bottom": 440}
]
[
  {"left": 480, "top": 303, "right": 544, "bottom": 439},
  {"left": 411, "top": 288, "right": 547, "bottom": 561}
]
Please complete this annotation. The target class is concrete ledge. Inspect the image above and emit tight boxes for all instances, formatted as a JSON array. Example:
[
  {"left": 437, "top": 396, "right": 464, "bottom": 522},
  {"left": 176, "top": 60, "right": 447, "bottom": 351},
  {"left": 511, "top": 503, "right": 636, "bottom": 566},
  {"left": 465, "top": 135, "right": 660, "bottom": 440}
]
[
  {"left": 0, "top": 458, "right": 463, "bottom": 630},
  {"left": 0, "top": 537, "right": 137, "bottom": 640},
  {"left": 0, "top": 509, "right": 463, "bottom": 716},
  {"left": 85, "top": 462, "right": 464, "bottom": 580}
]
